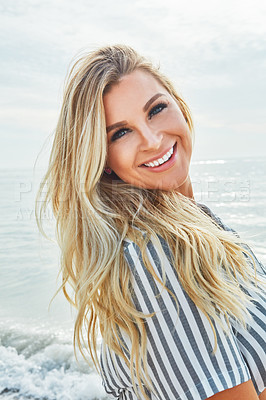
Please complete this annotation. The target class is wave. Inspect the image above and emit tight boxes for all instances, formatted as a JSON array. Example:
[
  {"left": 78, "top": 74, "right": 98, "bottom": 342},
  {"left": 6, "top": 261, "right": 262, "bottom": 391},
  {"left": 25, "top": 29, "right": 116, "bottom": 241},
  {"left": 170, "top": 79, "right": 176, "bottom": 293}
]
[
  {"left": 191, "top": 159, "right": 226, "bottom": 165},
  {"left": 0, "top": 321, "right": 108, "bottom": 400}
]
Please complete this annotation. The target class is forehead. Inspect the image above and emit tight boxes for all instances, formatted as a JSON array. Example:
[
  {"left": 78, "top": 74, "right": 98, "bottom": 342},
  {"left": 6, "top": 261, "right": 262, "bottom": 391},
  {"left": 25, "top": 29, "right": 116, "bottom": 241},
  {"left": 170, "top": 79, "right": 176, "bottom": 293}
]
[
  {"left": 103, "top": 69, "right": 169, "bottom": 120},
  {"left": 107, "top": 69, "right": 168, "bottom": 97}
]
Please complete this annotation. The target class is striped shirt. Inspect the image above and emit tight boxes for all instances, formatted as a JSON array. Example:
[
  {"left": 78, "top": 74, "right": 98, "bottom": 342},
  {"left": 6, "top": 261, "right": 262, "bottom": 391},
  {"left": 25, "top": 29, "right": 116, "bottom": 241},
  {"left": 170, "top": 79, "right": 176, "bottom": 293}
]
[{"left": 100, "top": 203, "right": 266, "bottom": 399}]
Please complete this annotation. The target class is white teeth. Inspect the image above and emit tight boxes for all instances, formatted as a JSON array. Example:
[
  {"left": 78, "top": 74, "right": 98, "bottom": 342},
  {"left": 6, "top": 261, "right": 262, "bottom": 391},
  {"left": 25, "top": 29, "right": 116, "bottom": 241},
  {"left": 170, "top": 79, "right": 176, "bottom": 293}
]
[{"left": 143, "top": 145, "right": 174, "bottom": 167}]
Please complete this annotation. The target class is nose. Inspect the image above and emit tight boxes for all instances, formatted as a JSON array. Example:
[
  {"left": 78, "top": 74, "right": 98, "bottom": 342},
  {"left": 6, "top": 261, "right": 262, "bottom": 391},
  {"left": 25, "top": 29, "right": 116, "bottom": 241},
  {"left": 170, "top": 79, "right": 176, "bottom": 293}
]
[{"left": 138, "top": 123, "right": 163, "bottom": 151}]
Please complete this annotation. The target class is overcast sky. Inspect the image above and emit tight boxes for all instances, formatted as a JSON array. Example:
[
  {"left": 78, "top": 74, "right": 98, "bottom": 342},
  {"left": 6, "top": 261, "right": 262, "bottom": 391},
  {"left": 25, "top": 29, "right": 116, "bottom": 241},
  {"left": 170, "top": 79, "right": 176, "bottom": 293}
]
[{"left": 1, "top": 0, "right": 266, "bottom": 169}]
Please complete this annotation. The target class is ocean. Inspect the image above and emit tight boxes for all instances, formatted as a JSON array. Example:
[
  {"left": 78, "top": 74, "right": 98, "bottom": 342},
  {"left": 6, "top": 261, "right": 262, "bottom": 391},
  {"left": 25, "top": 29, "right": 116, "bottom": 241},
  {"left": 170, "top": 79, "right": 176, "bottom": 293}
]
[{"left": 0, "top": 156, "right": 265, "bottom": 399}]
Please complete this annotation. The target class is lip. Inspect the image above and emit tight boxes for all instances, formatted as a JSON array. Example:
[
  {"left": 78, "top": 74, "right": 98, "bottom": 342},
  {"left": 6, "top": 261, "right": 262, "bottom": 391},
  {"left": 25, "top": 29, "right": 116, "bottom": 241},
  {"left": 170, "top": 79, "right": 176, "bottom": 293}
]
[
  {"left": 139, "top": 144, "right": 175, "bottom": 166},
  {"left": 139, "top": 142, "right": 177, "bottom": 172}
]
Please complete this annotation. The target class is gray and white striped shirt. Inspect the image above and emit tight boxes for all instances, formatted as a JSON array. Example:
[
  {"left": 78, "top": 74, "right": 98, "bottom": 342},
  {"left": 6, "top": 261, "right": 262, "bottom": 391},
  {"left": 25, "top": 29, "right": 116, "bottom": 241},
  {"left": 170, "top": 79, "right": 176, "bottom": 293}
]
[{"left": 100, "top": 204, "right": 266, "bottom": 399}]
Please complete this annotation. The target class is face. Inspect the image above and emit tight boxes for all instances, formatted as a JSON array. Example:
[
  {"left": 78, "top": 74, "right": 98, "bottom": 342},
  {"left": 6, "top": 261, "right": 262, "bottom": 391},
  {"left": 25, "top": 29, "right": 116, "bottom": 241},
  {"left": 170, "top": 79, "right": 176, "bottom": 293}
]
[{"left": 103, "top": 69, "right": 193, "bottom": 193}]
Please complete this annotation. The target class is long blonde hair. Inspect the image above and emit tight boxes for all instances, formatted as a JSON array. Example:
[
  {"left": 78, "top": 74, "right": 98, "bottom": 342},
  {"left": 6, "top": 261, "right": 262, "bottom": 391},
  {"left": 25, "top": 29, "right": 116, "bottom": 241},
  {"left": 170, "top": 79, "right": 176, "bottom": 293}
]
[{"left": 35, "top": 44, "right": 262, "bottom": 398}]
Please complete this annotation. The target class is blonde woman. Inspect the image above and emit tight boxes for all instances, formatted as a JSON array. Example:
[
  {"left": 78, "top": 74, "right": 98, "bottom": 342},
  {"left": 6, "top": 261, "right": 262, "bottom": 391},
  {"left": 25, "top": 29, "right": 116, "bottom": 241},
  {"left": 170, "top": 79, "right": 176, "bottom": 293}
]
[{"left": 36, "top": 45, "right": 266, "bottom": 400}]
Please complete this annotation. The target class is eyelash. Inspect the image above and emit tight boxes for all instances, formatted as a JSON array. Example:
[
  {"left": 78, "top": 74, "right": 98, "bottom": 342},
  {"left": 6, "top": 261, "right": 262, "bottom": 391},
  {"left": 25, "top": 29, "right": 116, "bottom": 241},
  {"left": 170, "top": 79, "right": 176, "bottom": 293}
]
[
  {"left": 148, "top": 102, "right": 168, "bottom": 119},
  {"left": 111, "top": 128, "right": 130, "bottom": 142},
  {"left": 111, "top": 102, "right": 168, "bottom": 142}
]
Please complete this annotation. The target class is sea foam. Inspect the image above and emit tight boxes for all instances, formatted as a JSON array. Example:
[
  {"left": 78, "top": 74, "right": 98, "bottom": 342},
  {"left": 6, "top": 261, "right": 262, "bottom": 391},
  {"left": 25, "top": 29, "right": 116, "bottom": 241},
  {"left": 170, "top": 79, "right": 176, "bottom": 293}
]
[{"left": 0, "top": 321, "right": 108, "bottom": 400}]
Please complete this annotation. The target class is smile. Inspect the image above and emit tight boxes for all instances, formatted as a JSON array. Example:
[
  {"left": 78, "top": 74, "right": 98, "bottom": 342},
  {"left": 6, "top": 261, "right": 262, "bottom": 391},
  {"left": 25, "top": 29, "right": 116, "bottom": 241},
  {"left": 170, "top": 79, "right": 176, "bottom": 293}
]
[{"left": 142, "top": 145, "right": 175, "bottom": 168}]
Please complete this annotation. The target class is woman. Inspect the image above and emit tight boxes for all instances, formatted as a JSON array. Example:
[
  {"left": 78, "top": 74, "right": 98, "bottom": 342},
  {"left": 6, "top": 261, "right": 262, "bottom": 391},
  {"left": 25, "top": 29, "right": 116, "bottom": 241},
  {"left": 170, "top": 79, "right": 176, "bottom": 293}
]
[{"left": 35, "top": 44, "right": 265, "bottom": 399}]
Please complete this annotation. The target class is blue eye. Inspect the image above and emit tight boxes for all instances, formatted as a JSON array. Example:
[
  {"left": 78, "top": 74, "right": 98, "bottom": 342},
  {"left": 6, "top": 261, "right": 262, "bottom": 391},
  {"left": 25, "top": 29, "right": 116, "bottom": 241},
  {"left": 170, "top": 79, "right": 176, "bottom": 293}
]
[
  {"left": 148, "top": 102, "right": 167, "bottom": 119},
  {"left": 111, "top": 128, "right": 131, "bottom": 142}
]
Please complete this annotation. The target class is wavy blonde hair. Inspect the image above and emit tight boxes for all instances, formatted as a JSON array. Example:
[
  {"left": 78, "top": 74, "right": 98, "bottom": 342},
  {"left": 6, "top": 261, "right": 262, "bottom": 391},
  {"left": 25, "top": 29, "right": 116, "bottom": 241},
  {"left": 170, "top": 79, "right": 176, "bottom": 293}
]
[{"left": 35, "top": 44, "right": 262, "bottom": 399}]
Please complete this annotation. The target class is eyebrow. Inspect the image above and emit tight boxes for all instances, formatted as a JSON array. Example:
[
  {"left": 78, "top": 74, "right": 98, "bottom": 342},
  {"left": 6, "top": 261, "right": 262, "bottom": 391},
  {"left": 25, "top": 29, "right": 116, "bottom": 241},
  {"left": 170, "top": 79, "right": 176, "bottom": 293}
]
[
  {"left": 106, "top": 120, "right": 128, "bottom": 133},
  {"left": 106, "top": 92, "right": 165, "bottom": 133},
  {"left": 143, "top": 93, "right": 164, "bottom": 112}
]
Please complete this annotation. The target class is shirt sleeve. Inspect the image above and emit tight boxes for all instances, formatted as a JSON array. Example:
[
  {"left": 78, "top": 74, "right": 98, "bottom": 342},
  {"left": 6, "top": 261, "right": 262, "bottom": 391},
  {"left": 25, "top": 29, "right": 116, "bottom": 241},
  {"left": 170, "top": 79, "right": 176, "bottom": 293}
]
[
  {"left": 229, "top": 277, "right": 266, "bottom": 395},
  {"left": 120, "top": 237, "right": 254, "bottom": 400},
  {"left": 206, "top": 208, "right": 266, "bottom": 395}
]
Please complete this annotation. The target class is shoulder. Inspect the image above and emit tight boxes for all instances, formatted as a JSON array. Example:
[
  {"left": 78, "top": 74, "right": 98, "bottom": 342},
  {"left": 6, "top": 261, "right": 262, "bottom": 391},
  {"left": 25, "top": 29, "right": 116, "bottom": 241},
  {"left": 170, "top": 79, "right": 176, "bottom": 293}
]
[
  {"left": 196, "top": 202, "right": 266, "bottom": 276},
  {"left": 196, "top": 202, "right": 237, "bottom": 233},
  {"left": 123, "top": 234, "right": 173, "bottom": 282}
]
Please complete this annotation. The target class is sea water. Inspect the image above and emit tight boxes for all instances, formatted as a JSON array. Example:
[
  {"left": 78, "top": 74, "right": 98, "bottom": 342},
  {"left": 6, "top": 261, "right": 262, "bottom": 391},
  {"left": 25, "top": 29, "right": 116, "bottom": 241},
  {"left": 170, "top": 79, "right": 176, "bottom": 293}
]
[{"left": 0, "top": 157, "right": 265, "bottom": 399}]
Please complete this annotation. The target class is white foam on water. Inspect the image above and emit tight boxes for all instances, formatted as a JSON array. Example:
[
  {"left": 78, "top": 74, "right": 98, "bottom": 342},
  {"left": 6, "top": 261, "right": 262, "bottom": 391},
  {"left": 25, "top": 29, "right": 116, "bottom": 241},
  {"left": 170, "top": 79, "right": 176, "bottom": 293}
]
[
  {"left": 192, "top": 159, "right": 226, "bottom": 165},
  {"left": 0, "top": 321, "right": 108, "bottom": 400}
]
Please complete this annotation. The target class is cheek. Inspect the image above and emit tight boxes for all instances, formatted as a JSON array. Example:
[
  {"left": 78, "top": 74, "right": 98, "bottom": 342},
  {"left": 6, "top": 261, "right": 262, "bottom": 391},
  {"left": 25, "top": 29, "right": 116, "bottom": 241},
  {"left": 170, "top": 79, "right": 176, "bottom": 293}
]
[
  {"left": 162, "top": 106, "right": 189, "bottom": 137},
  {"left": 107, "top": 144, "right": 134, "bottom": 173}
]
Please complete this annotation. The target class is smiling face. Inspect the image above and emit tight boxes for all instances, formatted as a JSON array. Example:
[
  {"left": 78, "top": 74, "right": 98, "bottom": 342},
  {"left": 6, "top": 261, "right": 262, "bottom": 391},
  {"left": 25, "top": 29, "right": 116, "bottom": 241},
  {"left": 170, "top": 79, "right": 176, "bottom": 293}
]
[{"left": 104, "top": 69, "right": 193, "bottom": 195}]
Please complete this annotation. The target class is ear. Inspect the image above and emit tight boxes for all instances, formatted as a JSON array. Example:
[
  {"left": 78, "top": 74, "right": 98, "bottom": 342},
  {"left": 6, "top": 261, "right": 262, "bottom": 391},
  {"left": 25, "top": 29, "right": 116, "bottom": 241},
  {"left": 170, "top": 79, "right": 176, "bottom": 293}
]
[{"left": 104, "top": 167, "right": 112, "bottom": 175}]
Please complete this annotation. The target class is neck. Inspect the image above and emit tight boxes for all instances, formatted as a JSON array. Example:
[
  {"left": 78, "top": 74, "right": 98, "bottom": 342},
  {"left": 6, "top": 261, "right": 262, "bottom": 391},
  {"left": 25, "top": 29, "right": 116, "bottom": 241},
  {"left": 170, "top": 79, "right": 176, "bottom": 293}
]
[{"left": 176, "top": 175, "right": 194, "bottom": 200}]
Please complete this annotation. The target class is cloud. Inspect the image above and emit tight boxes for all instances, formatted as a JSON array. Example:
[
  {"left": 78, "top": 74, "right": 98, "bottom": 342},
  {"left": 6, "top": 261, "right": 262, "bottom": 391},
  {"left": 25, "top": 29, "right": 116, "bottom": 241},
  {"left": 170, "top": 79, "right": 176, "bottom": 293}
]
[{"left": 1, "top": 0, "right": 266, "bottom": 167}]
